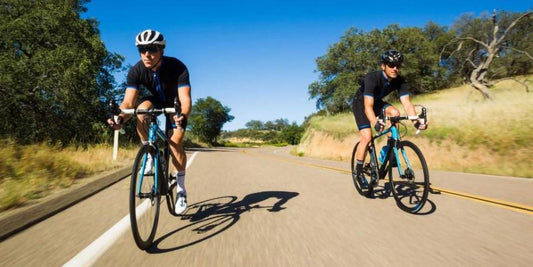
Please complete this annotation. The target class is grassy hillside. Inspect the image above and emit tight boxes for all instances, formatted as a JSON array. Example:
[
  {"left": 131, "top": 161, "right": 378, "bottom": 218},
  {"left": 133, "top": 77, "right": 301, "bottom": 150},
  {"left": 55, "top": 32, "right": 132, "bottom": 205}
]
[{"left": 297, "top": 75, "right": 533, "bottom": 178}]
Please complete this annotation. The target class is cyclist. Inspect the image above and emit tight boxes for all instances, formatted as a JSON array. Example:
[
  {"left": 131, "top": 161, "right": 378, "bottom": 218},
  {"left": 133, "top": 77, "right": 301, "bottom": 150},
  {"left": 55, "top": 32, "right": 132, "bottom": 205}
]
[
  {"left": 352, "top": 50, "right": 428, "bottom": 188},
  {"left": 107, "top": 29, "right": 191, "bottom": 214}
]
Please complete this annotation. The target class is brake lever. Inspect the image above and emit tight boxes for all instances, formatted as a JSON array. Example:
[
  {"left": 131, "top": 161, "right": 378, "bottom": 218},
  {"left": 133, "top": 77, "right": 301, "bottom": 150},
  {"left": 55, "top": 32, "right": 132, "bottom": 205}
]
[{"left": 415, "top": 107, "right": 427, "bottom": 135}]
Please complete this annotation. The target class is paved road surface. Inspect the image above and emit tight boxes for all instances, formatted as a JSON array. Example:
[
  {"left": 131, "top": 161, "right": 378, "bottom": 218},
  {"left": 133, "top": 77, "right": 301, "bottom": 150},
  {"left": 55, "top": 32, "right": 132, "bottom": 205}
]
[{"left": 1, "top": 147, "right": 532, "bottom": 266}]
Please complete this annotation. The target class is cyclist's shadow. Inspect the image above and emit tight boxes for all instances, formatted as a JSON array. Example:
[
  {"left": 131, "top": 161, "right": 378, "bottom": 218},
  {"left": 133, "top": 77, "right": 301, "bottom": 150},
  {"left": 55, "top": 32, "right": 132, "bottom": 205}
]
[
  {"left": 147, "top": 191, "right": 299, "bottom": 253},
  {"left": 372, "top": 182, "right": 437, "bottom": 215}
]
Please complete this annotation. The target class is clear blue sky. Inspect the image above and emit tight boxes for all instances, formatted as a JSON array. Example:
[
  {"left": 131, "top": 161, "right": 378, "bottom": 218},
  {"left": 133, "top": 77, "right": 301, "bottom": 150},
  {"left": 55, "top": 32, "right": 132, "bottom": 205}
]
[{"left": 83, "top": 0, "right": 531, "bottom": 130}]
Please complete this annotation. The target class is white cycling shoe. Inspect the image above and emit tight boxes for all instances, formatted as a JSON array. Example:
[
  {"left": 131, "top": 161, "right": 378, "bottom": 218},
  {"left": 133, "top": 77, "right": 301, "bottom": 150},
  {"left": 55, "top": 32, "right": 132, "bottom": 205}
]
[{"left": 174, "top": 192, "right": 187, "bottom": 214}]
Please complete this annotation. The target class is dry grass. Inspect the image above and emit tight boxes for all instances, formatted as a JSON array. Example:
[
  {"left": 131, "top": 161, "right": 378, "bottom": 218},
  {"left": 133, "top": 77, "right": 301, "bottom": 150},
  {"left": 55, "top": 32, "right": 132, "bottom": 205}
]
[
  {"left": 307, "top": 113, "right": 357, "bottom": 139},
  {"left": 298, "top": 75, "right": 533, "bottom": 178},
  {"left": 0, "top": 141, "right": 136, "bottom": 211}
]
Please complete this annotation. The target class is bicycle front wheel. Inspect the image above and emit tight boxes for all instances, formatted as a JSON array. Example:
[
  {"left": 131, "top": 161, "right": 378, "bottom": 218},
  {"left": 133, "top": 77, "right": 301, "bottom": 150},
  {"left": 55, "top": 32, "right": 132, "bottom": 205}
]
[
  {"left": 351, "top": 141, "right": 373, "bottom": 197},
  {"left": 388, "top": 140, "right": 429, "bottom": 213},
  {"left": 130, "top": 145, "right": 160, "bottom": 250}
]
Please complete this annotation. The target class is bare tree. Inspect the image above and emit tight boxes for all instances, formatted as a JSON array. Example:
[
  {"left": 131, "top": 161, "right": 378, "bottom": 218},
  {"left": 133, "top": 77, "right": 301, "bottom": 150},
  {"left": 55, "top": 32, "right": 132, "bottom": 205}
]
[{"left": 442, "top": 10, "right": 532, "bottom": 100}]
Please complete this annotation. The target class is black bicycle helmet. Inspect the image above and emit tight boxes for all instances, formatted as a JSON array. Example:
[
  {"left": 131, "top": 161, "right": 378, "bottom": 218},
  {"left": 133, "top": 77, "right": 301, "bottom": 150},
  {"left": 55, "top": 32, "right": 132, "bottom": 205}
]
[
  {"left": 381, "top": 50, "right": 403, "bottom": 65},
  {"left": 135, "top": 29, "right": 166, "bottom": 48}
]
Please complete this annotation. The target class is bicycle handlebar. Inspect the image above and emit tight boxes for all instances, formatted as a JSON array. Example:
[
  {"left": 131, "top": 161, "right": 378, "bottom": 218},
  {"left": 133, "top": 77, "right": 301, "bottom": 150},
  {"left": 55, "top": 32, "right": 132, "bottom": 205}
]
[
  {"left": 378, "top": 106, "right": 427, "bottom": 135},
  {"left": 108, "top": 97, "right": 182, "bottom": 125},
  {"left": 120, "top": 107, "right": 177, "bottom": 115}
]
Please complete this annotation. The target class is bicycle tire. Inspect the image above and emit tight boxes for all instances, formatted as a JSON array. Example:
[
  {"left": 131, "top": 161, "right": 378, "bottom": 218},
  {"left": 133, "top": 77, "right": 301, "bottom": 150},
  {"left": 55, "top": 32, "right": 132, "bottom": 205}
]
[
  {"left": 351, "top": 142, "right": 373, "bottom": 197},
  {"left": 163, "top": 148, "right": 179, "bottom": 216},
  {"left": 388, "top": 140, "right": 429, "bottom": 213},
  {"left": 130, "top": 145, "right": 160, "bottom": 250}
]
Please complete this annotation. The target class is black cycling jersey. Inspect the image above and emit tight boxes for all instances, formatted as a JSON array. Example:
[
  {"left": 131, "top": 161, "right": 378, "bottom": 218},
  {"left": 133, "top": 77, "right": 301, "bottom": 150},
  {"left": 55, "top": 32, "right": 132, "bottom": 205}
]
[
  {"left": 126, "top": 56, "right": 190, "bottom": 107},
  {"left": 352, "top": 70, "right": 410, "bottom": 130},
  {"left": 355, "top": 70, "right": 409, "bottom": 101}
]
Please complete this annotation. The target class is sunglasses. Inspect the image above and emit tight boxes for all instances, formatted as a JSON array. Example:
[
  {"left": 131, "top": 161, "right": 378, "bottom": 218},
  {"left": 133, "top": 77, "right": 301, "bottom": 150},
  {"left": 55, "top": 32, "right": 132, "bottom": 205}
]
[
  {"left": 138, "top": 46, "right": 160, "bottom": 54},
  {"left": 387, "top": 63, "right": 401, "bottom": 69}
]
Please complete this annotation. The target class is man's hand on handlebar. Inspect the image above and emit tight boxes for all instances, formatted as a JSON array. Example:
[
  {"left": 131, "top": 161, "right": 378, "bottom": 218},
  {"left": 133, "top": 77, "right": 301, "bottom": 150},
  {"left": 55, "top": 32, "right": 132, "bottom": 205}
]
[
  {"left": 414, "top": 119, "right": 429, "bottom": 131},
  {"left": 107, "top": 116, "right": 123, "bottom": 131},
  {"left": 173, "top": 114, "right": 186, "bottom": 130},
  {"left": 374, "top": 120, "right": 386, "bottom": 132}
]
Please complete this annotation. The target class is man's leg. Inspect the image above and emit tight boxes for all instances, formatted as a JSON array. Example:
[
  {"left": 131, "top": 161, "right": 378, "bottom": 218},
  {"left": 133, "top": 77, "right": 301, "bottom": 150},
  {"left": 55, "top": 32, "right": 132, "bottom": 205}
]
[
  {"left": 355, "top": 128, "right": 372, "bottom": 188},
  {"left": 169, "top": 127, "right": 187, "bottom": 214},
  {"left": 136, "top": 100, "right": 154, "bottom": 174}
]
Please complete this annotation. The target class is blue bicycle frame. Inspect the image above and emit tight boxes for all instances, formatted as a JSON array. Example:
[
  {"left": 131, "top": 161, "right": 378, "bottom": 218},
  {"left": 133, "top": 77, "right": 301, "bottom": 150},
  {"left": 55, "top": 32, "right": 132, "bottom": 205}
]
[
  {"left": 374, "top": 122, "right": 413, "bottom": 178},
  {"left": 138, "top": 115, "right": 170, "bottom": 197}
]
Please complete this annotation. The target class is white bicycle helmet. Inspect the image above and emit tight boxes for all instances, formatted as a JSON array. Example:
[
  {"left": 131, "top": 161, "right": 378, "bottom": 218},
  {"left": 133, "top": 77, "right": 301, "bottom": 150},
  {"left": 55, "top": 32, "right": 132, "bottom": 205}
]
[
  {"left": 135, "top": 29, "right": 166, "bottom": 48},
  {"left": 381, "top": 50, "right": 403, "bottom": 65}
]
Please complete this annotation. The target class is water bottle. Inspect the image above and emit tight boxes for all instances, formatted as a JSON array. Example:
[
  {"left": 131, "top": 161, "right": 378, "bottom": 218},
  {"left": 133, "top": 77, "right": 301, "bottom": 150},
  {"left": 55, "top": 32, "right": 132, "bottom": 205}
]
[{"left": 379, "top": 145, "right": 389, "bottom": 163}]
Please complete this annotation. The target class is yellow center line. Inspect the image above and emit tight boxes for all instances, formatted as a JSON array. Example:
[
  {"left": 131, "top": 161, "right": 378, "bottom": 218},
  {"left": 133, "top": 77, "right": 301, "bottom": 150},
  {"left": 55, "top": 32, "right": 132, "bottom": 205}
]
[
  {"left": 430, "top": 187, "right": 533, "bottom": 215},
  {"left": 242, "top": 149, "right": 533, "bottom": 215},
  {"left": 242, "top": 149, "right": 350, "bottom": 174}
]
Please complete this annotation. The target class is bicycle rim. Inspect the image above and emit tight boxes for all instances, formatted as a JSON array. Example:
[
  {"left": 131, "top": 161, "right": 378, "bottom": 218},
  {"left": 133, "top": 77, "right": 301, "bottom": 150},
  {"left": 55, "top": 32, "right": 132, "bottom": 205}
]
[
  {"left": 351, "top": 142, "right": 373, "bottom": 197},
  {"left": 388, "top": 140, "right": 429, "bottom": 213},
  {"left": 129, "top": 145, "right": 160, "bottom": 250}
]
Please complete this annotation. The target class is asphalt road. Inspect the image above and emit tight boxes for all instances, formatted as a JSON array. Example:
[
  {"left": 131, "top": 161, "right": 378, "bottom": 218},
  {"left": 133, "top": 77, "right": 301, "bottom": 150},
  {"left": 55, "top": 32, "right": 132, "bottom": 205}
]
[{"left": 1, "top": 147, "right": 532, "bottom": 266}]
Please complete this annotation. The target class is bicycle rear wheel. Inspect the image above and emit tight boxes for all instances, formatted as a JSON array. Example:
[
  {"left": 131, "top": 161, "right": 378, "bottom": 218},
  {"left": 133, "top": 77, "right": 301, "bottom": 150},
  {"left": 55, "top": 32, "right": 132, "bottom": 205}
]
[
  {"left": 388, "top": 140, "right": 429, "bottom": 213},
  {"left": 130, "top": 145, "right": 160, "bottom": 250},
  {"left": 351, "top": 142, "right": 373, "bottom": 197}
]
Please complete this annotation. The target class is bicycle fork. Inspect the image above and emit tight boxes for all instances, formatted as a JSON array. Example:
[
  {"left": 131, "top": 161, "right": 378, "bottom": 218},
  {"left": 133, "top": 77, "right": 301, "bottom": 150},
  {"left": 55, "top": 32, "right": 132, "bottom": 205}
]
[
  {"left": 389, "top": 127, "right": 415, "bottom": 181},
  {"left": 137, "top": 123, "right": 162, "bottom": 200}
]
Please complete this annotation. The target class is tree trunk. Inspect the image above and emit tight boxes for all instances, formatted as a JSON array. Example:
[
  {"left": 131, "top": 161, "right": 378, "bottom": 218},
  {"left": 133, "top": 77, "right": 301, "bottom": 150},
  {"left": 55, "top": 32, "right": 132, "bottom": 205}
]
[
  {"left": 470, "top": 80, "right": 494, "bottom": 100},
  {"left": 470, "top": 67, "right": 494, "bottom": 100}
]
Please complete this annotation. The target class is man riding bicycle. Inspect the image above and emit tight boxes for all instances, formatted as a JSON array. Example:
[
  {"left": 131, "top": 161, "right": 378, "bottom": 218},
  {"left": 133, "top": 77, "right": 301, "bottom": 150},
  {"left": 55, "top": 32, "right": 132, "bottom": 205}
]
[
  {"left": 107, "top": 29, "right": 191, "bottom": 214},
  {"left": 352, "top": 50, "right": 428, "bottom": 188}
]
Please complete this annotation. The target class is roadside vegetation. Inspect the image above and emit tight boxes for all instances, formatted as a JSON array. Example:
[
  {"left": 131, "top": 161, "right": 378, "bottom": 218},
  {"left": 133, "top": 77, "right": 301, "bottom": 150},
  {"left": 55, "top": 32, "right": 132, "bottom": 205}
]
[
  {"left": 0, "top": 140, "right": 137, "bottom": 211},
  {"left": 221, "top": 119, "right": 304, "bottom": 147}
]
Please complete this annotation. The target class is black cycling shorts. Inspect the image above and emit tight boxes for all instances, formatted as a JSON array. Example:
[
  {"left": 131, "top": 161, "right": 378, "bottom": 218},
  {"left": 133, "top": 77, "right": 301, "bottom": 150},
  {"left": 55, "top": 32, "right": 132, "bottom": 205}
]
[{"left": 352, "top": 95, "right": 391, "bottom": 130}]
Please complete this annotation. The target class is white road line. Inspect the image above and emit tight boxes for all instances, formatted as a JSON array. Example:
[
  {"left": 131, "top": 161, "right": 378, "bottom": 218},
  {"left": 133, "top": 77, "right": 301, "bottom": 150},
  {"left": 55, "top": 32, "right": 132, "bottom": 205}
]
[{"left": 63, "top": 151, "right": 199, "bottom": 267}]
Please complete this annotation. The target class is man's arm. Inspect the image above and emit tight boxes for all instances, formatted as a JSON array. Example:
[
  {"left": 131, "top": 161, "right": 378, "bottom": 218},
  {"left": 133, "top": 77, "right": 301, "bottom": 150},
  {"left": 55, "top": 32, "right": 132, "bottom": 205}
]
[
  {"left": 174, "top": 86, "right": 191, "bottom": 127},
  {"left": 118, "top": 88, "right": 139, "bottom": 122},
  {"left": 400, "top": 95, "right": 428, "bottom": 130},
  {"left": 177, "top": 86, "right": 191, "bottom": 117},
  {"left": 400, "top": 94, "right": 416, "bottom": 117}
]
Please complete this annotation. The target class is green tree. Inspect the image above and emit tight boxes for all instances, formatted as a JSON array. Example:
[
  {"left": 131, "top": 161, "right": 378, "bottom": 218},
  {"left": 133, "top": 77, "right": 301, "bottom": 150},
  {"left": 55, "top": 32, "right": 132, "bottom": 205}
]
[
  {"left": 280, "top": 122, "right": 304, "bottom": 145},
  {"left": 0, "top": 0, "right": 124, "bottom": 144},
  {"left": 189, "top": 97, "right": 234, "bottom": 145},
  {"left": 264, "top": 121, "right": 276, "bottom": 131},
  {"left": 273, "top": 118, "right": 289, "bottom": 131},
  {"left": 245, "top": 120, "right": 264, "bottom": 130}
]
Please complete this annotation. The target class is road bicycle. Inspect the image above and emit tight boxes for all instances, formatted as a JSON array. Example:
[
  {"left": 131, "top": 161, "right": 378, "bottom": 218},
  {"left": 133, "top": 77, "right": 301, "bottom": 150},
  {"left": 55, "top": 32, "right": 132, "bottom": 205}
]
[
  {"left": 350, "top": 106, "right": 429, "bottom": 213},
  {"left": 110, "top": 99, "right": 181, "bottom": 250}
]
